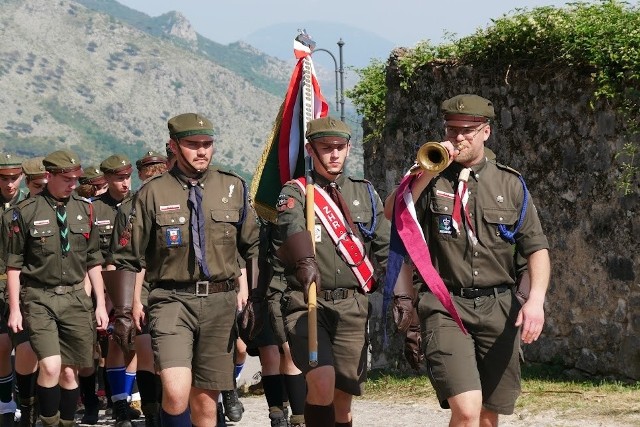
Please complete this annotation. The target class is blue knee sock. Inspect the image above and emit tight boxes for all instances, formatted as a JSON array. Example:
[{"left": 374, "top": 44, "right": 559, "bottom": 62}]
[
  {"left": 106, "top": 366, "right": 127, "bottom": 402},
  {"left": 160, "top": 408, "right": 191, "bottom": 427},
  {"left": 234, "top": 363, "right": 244, "bottom": 383},
  {"left": 124, "top": 371, "right": 136, "bottom": 396}
]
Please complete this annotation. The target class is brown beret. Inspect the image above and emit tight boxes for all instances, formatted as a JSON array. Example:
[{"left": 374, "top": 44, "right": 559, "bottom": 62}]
[
  {"left": 442, "top": 94, "right": 495, "bottom": 123},
  {"left": 79, "top": 165, "right": 107, "bottom": 186},
  {"left": 100, "top": 154, "right": 133, "bottom": 175},
  {"left": 22, "top": 157, "right": 47, "bottom": 180},
  {"left": 168, "top": 113, "right": 214, "bottom": 139},
  {"left": 0, "top": 154, "right": 24, "bottom": 177},
  {"left": 305, "top": 116, "right": 351, "bottom": 142},
  {"left": 43, "top": 150, "right": 82, "bottom": 175},
  {"left": 136, "top": 151, "right": 167, "bottom": 170}
]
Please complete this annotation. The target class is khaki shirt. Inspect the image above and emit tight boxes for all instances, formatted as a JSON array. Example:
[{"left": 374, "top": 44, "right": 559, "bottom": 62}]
[
  {"left": 277, "top": 173, "right": 390, "bottom": 291},
  {"left": 0, "top": 189, "right": 29, "bottom": 275},
  {"left": 415, "top": 157, "right": 549, "bottom": 289},
  {"left": 111, "top": 167, "right": 259, "bottom": 283},
  {"left": 6, "top": 190, "right": 103, "bottom": 285},
  {"left": 92, "top": 191, "right": 129, "bottom": 260},
  {"left": 106, "top": 194, "right": 135, "bottom": 266}
]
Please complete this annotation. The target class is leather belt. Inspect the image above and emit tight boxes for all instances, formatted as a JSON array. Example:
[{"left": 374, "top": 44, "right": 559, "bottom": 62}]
[
  {"left": 318, "top": 288, "right": 357, "bottom": 301},
  {"left": 154, "top": 279, "right": 236, "bottom": 296},
  {"left": 450, "top": 285, "right": 510, "bottom": 299},
  {"left": 25, "top": 281, "right": 85, "bottom": 295}
]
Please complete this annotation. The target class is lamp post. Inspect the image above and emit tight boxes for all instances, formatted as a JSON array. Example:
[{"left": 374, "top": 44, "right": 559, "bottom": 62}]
[{"left": 313, "top": 39, "right": 345, "bottom": 122}]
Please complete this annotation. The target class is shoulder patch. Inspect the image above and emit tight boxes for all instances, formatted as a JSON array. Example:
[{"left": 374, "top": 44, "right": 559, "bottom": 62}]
[
  {"left": 348, "top": 176, "right": 371, "bottom": 184},
  {"left": 495, "top": 162, "right": 521, "bottom": 177},
  {"left": 72, "top": 193, "right": 92, "bottom": 204},
  {"left": 216, "top": 168, "right": 246, "bottom": 183},
  {"left": 16, "top": 197, "right": 36, "bottom": 209}
]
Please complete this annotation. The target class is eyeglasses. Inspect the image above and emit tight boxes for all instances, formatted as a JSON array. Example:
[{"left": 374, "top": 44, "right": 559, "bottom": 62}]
[{"left": 445, "top": 124, "right": 487, "bottom": 139}]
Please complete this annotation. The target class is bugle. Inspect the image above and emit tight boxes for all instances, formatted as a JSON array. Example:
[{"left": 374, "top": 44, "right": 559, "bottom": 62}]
[{"left": 412, "top": 142, "right": 449, "bottom": 173}]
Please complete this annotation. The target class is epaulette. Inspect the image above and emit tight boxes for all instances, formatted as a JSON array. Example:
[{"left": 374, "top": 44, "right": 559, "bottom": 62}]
[
  {"left": 72, "top": 193, "right": 92, "bottom": 204},
  {"left": 495, "top": 161, "right": 522, "bottom": 177},
  {"left": 15, "top": 197, "right": 36, "bottom": 209},
  {"left": 348, "top": 176, "right": 372, "bottom": 184},
  {"left": 217, "top": 168, "right": 245, "bottom": 183}
]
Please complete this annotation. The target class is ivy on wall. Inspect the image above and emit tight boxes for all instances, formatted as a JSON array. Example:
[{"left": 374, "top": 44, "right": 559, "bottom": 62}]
[{"left": 347, "top": 0, "right": 639, "bottom": 194}]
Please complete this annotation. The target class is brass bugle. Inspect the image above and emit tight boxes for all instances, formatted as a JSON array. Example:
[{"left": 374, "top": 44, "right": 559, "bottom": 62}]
[{"left": 413, "top": 142, "right": 449, "bottom": 173}]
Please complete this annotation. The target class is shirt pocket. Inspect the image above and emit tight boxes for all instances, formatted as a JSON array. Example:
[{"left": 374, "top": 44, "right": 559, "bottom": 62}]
[
  {"left": 155, "top": 212, "right": 188, "bottom": 249},
  {"left": 95, "top": 220, "right": 113, "bottom": 248},
  {"left": 429, "top": 195, "right": 455, "bottom": 240},
  {"left": 69, "top": 222, "right": 90, "bottom": 253},
  {"left": 29, "top": 226, "right": 56, "bottom": 256},
  {"left": 210, "top": 209, "right": 239, "bottom": 245},
  {"left": 482, "top": 208, "right": 519, "bottom": 244}
]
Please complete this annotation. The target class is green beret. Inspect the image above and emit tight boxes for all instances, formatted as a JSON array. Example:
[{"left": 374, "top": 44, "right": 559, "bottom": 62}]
[
  {"left": 22, "top": 157, "right": 47, "bottom": 179},
  {"left": 168, "top": 113, "right": 214, "bottom": 139},
  {"left": 305, "top": 116, "right": 351, "bottom": 141},
  {"left": 79, "top": 165, "right": 106, "bottom": 186},
  {"left": 100, "top": 154, "right": 132, "bottom": 175},
  {"left": 136, "top": 151, "right": 167, "bottom": 170},
  {"left": 441, "top": 94, "right": 495, "bottom": 122},
  {"left": 0, "top": 153, "right": 24, "bottom": 176},
  {"left": 43, "top": 150, "right": 82, "bottom": 174}
]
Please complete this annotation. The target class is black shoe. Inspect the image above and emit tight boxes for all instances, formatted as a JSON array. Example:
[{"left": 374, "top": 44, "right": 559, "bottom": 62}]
[
  {"left": 269, "top": 409, "right": 288, "bottom": 427},
  {"left": 0, "top": 413, "right": 14, "bottom": 427},
  {"left": 216, "top": 402, "right": 226, "bottom": 427},
  {"left": 113, "top": 399, "right": 133, "bottom": 427},
  {"left": 80, "top": 404, "right": 99, "bottom": 425},
  {"left": 221, "top": 390, "right": 244, "bottom": 422}
]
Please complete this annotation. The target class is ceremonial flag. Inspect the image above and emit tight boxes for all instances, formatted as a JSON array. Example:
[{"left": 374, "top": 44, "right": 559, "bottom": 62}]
[{"left": 251, "top": 36, "right": 329, "bottom": 222}]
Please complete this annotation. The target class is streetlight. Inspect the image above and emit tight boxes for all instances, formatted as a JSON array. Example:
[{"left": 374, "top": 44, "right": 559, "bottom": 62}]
[{"left": 313, "top": 39, "right": 345, "bottom": 122}]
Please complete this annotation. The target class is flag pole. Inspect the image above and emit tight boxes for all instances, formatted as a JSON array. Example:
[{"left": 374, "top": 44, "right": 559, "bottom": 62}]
[{"left": 297, "top": 30, "right": 319, "bottom": 367}]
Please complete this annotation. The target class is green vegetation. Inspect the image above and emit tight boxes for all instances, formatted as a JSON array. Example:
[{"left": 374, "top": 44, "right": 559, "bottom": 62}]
[
  {"left": 347, "top": 0, "right": 639, "bottom": 193},
  {"left": 364, "top": 363, "right": 640, "bottom": 421}
]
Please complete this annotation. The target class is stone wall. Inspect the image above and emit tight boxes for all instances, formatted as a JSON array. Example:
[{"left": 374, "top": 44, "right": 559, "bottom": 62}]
[{"left": 365, "top": 50, "right": 640, "bottom": 379}]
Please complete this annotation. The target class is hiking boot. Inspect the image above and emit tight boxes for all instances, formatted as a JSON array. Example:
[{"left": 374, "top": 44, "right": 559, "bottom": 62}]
[
  {"left": 0, "top": 400, "right": 16, "bottom": 427},
  {"left": 113, "top": 399, "right": 133, "bottom": 427},
  {"left": 221, "top": 389, "right": 244, "bottom": 422},
  {"left": 290, "top": 414, "right": 306, "bottom": 427},
  {"left": 18, "top": 398, "right": 37, "bottom": 427},
  {"left": 268, "top": 407, "right": 287, "bottom": 427},
  {"left": 141, "top": 403, "right": 160, "bottom": 427},
  {"left": 216, "top": 402, "right": 226, "bottom": 427},
  {"left": 39, "top": 412, "right": 59, "bottom": 427}
]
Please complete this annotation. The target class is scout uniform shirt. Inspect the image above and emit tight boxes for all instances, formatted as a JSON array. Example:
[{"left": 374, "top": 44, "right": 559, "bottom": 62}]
[
  {"left": 277, "top": 173, "right": 390, "bottom": 291},
  {"left": 7, "top": 190, "right": 103, "bottom": 285},
  {"left": 416, "top": 157, "right": 549, "bottom": 289},
  {"left": 92, "top": 191, "right": 129, "bottom": 259},
  {"left": 112, "top": 167, "right": 259, "bottom": 283}
]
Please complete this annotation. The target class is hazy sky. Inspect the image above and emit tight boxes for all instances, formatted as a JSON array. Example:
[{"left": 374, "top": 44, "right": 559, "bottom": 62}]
[{"left": 118, "top": 0, "right": 581, "bottom": 48}]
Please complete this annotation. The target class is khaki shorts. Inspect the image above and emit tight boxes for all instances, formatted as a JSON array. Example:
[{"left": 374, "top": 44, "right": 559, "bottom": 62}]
[
  {"left": 284, "top": 289, "right": 368, "bottom": 396},
  {"left": 148, "top": 287, "right": 237, "bottom": 391},
  {"left": 418, "top": 289, "right": 521, "bottom": 415},
  {"left": 22, "top": 286, "right": 96, "bottom": 368}
]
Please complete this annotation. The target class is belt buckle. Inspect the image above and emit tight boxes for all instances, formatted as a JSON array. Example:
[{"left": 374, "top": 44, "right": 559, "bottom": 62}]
[
  {"left": 195, "top": 281, "right": 209, "bottom": 296},
  {"left": 53, "top": 286, "right": 66, "bottom": 295}
]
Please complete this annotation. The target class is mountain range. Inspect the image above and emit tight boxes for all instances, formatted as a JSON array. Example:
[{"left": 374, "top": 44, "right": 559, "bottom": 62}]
[{"left": 0, "top": 0, "right": 365, "bottom": 182}]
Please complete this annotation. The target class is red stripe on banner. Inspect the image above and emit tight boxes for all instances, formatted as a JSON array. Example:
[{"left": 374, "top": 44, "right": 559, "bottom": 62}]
[
  {"left": 395, "top": 175, "right": 467, "bottom": 333},
  {"left": 278, "top": 59, "right": 304, "bottom": 185}
]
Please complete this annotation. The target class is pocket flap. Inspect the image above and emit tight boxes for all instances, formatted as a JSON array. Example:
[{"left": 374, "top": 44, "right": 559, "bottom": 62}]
[
  {"left": 211, "top": 209, "right": 239, "bottom": 223},
  {"left": 483, "top": 208, "right": 518, "bottom": 225},
  {"left": 351, "top": 208, "right": 369, "bottom": 223},
  {"left": 69, "top": 223, "right": 90, "bottom": 234},
  {"left": 29, "top": 226, "right": 54, "bottom": 237},
  {"left": 156, "top": 212, "right": 188, "bottom": 227},
  {"left": 430, "top": 196, "right": 454, "bottom": 215}
]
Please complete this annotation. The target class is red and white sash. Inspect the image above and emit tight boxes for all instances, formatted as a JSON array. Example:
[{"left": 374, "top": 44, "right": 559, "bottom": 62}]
[{"left": 293, "top": 179, "right": 375, "bottom": 293}]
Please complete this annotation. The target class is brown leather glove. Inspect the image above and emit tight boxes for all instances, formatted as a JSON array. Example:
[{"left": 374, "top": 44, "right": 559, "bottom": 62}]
[
  {"left": 296, "top": 257, "right": 321, "bottom": 301},
  {"left": 276, "top": 230, "right": 321, "bottom": 300},
  {"left": 393, "top": 262, "right": 417, "bottom": 334},
  {"left": 239, "top": 257, "right": 268, "bottom": 341},
  {"left": 102, "top": 270, "right": 136, "bottom": 354},
  {"left": 404, "top": 309, "right": 424, "bottom": 371},
  {"left": 112, "top": 310, "right": 136, "bottom": 353}
]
